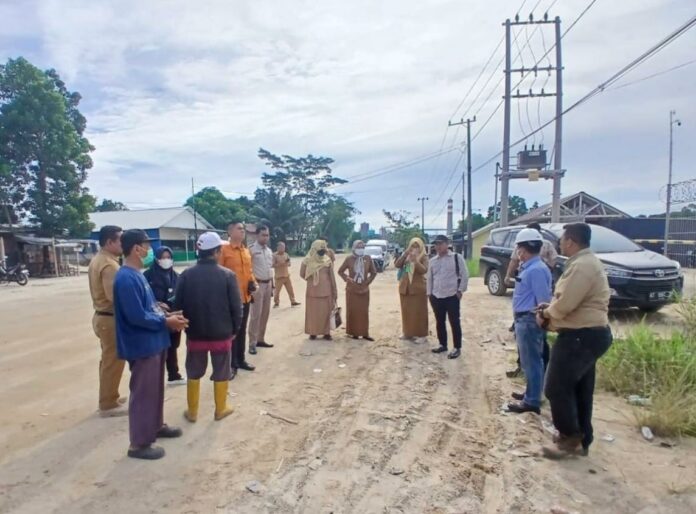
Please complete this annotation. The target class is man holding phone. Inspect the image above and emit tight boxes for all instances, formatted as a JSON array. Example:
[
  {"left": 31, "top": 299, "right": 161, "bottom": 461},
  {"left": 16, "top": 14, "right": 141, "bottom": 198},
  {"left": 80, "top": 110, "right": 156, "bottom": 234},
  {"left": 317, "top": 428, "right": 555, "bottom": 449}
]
[{"left": 219, "top": 220, "right": 257, "bottom": 377}]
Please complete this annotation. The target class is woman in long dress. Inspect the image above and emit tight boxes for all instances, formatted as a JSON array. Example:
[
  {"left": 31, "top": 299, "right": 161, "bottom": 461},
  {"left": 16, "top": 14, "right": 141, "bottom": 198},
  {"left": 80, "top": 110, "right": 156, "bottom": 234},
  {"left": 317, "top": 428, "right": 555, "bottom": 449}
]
[
  {"left": 338, "top": 240, "right": 377, "bottom": 341},
  {"left": 300, "top": 239, "right": 338, "bottom": 340},
  {"left": 394, "top": 237, "right": 429, "bottom": 341}
]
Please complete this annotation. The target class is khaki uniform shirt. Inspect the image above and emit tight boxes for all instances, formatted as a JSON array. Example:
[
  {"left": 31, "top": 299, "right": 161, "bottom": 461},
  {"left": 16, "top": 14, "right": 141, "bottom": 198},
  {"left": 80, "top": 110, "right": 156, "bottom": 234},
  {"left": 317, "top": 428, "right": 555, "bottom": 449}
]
[
  {"left": 273, "top": 252, "right": 291, "bottom": 279},
  {"left": 249, "top": 242, "right": 273, "bottom": 281},
  {"left": 547, "top": 248, "right": 610, "bottom": 330},
  {"left": 88, "top": 250, "right": 120, "bottom": 313}
]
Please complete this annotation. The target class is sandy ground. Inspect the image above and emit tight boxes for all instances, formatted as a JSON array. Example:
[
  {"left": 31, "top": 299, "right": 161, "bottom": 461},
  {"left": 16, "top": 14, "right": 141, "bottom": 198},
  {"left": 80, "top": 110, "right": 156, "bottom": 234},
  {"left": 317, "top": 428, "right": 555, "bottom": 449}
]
[{"left": 0, "top": 261, "right": 695, "bottom": 514}]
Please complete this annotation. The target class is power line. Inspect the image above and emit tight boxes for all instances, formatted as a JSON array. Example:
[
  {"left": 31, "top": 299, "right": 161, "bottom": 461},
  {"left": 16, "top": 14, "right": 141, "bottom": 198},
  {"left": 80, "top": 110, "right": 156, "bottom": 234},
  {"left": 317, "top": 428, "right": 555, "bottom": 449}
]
[{"left": 606, "top": 58, "right": 696, "bottom": 91}]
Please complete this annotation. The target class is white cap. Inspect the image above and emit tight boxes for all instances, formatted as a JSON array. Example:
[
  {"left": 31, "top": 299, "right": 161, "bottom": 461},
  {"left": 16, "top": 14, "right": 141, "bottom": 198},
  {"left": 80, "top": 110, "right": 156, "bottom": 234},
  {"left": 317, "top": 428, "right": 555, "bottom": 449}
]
[
  {"left": 515, "top": 228, "right": 544, "bottom": 245},
  {"left": 197, "top": 232, "right": 225, "bottom": 251}
]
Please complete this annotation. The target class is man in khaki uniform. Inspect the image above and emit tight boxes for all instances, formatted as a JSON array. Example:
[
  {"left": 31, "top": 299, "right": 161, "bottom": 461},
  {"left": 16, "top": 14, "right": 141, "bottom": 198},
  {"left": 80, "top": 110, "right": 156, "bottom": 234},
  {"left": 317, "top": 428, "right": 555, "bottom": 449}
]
[
  {"left": 88, "top": 225, "right": 127, "bottom": 417},
  {"left": 273, "top": 241, "right": 300, "bottom": 308},
  {"left": 248, "top": 225, "right": 274, "bottom": 355}
]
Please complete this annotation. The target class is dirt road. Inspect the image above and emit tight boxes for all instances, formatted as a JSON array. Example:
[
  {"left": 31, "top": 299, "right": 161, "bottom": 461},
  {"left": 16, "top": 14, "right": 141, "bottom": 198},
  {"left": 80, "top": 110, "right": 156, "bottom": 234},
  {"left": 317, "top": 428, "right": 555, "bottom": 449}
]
[{"left": 1, "top": 261, "right": 695, "bottom": 513}]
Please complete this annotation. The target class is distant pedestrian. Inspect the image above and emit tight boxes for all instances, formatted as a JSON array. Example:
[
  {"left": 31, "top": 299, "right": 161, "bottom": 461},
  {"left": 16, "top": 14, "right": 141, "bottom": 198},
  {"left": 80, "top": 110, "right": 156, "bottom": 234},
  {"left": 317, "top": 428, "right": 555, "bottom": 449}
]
[
  {"left": 273, "top": 241, "right": 300, "bottom": 308},
  {"left": 88, "top": 225, "right": 127, "bottom": 417},
  {"left": 506, "top": 229, "right": 552, "bottom": 415},
  {"left": 427, "top": 235, "right": 468, "bottom": 359},
  {"left": 300, "top": 239, "right": 337, "bottom": 340},
  {"left": 394, "top": 237, "right": 429, "bottom": 342},
  {"left": 248, "top": 225, "right": 274, "bottom": 355},
  {"left": 537, "top": 223, "right": 612, "bottom": 459},
  {"left": 338, "top": 240, "right": 377, "bottom": 341},
  {"left": 144, "top": 246, "right": 185, "bottom": 385},
  {"left": 219, "top": 220, "right": 256, "bottom": 378},
  {"left": 175, "top": 232, "right": 242, "bottom": 422},
  {"left": 113, "top": 229, "right": 187, "bottom": 460}
]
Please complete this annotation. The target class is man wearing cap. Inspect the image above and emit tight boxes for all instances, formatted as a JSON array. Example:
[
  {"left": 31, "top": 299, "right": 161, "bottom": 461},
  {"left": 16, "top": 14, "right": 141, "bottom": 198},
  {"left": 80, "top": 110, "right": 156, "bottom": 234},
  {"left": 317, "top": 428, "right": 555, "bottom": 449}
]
[
  {"left": 175, "top": 232, "right": 242, "bottom": 422},
  {"left": 113, "top": 229, "right": 188, "bottom": 460},
  {"left": 88, "top": 225, "right": 127, "bottom": 417},
  {"left": 506, "top": 228, "right": 552, "bottom": 415},
  {"left": 248, "top": 225, "right": 274, "bottom": 355},
  {"left": 219, "top": 220, "right": 256, "bottom": 377},
  {"left": 427, "top": 235, "right": 468, "bottom": 359}
]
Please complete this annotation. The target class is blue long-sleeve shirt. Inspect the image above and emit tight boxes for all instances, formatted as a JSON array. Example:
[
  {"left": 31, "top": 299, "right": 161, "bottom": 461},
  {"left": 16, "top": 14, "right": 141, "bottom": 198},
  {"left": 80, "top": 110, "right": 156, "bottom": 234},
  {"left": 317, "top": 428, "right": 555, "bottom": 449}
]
[
  {"left": 114, "top": 266, "right": 170, "bottom": 361},
  {"left": 512, "top": 256, "right": 552, "bottom": 314}
]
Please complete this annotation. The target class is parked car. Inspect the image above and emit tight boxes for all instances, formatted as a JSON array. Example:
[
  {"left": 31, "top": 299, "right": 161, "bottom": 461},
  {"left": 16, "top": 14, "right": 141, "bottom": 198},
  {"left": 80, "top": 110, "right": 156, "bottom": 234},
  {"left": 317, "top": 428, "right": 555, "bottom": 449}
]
[
  {"left": 479, "top": 223, "right": 684, "bottom": 312},
  {"left": 365, "top": 245, "right": 387, "bottom": 272}
]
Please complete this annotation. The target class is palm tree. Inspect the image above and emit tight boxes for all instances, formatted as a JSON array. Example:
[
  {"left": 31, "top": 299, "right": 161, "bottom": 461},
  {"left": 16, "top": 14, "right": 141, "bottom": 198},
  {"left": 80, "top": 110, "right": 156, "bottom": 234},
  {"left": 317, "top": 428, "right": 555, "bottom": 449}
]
[{"left": 251, "top": 188, "right": 306, "bottom": 248}]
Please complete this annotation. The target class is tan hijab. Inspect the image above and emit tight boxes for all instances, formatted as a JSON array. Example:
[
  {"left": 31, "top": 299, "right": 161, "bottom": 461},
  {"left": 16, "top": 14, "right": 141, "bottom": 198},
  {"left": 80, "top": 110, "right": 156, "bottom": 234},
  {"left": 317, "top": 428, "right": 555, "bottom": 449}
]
[
  {"left": 303, "top": 240, "right": 332, "bottom": 285},
  {"left": 405, "top": 237, "right": 426, "bottom": 283}
]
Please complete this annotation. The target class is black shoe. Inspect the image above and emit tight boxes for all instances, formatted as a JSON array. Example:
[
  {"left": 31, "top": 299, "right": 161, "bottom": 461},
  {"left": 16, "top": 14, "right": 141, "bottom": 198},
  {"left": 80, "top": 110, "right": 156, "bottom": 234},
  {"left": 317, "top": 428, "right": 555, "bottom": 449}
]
[
  {"left": 128, "top": 445, "right": 165, "bottom": 460},
  {"left": 229, "top": 368, "right": 237, "bottom": 381},
  {"left": 156, "top": 424, "right": 183, "bottom": 439},
  {"left": 239, "top": 362, "right": 255, "bottom": 371},
  {"left": 309, "top": 335, "right": 317, "bottom": 340},
  {"left": 323, "top": 335, "right": 332, "bottom": 340},
  {"left": 257, "top": 341, "right": 274, "bottom": 348},
  {"left": 431, "top": 346, "right": 447, "bottom": 354},
  {"left": 249, "top": 347, "right": 257, "bottom": 355},
  {"left": 364, "top": 336, "right": 375, "bottom": 342},
  {"left": 511, "top": 392, "right": 525, "bottom": 401},
  {"left": 506, "top": 367, "right": 522, "bottom": 378},
  {"left": 349, "top": 335, "right": 359, "bottom": 339},
  {"left": 447, "top": 349, "right": 461, "bottom": 359},
  {"left": 508, "top": 323, "right": 515, "bottom": 333},
  {"left": 506, "top": 401, "right": 540, "bottom": 414},
  {"left": 291, "top": 302, "right": 301, "bottom": 307}
]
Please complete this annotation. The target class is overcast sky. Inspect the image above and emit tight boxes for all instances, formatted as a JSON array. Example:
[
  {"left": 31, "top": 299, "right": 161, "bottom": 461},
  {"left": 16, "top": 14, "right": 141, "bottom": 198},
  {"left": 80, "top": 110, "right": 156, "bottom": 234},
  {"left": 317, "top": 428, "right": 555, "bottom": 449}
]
[{"left": 2, "top": 0, "right": 695, "bottom": 231}]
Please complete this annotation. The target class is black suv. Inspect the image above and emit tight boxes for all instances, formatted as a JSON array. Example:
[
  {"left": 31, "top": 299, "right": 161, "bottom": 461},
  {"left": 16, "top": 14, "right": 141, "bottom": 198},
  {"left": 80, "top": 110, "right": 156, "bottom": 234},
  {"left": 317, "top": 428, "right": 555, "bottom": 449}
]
[{"left": 479, "top": 223, "right": 684, "bottom": 312}]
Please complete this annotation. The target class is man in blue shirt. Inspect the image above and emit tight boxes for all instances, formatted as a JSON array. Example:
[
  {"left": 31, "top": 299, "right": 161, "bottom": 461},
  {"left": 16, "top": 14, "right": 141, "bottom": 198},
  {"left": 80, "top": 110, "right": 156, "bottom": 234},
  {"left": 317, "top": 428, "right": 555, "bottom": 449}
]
[
  {"left": 507, "top": 228, "right": 552, "bottom": 415},
  {"left": 114, "top": 229, "right": 188, "bottom": 460}
]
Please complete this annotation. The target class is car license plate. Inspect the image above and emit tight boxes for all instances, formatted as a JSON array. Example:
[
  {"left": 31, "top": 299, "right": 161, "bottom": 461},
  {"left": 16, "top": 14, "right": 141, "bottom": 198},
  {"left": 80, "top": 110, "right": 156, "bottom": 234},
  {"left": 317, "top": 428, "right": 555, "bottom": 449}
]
[{"left": 649, "top": 291, "right": 672, "bottom": 302}]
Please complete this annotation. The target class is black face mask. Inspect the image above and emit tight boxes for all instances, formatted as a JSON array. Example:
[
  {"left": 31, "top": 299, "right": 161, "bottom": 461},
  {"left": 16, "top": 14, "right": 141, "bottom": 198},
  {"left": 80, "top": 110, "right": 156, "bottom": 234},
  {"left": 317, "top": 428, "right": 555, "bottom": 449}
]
[{"left": 317, "top": 250, "right": 327, "bottom": 257}]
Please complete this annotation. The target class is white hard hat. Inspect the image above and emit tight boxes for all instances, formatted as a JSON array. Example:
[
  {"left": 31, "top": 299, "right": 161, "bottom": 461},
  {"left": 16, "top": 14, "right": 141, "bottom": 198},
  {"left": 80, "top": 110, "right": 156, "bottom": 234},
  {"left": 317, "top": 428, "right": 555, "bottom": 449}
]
[
  {"left": 515, "top": 228, "right": 543, "bottom": 245},
  {"left": 197, "top": 232, "right": 225, "bottom": 251}
]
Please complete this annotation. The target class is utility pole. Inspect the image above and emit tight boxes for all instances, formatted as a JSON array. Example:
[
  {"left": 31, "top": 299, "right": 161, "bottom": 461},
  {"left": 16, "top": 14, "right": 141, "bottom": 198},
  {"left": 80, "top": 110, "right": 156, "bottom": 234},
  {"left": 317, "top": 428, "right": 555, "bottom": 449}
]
[
  {"left": 501, "top": 13, "right": 563, "bottom": 226},
  {"left": 417, "top": 197, "right": 429, "bottom": 237},
  {"left": 191, "top": 178, "right": 198, "bottom": 239},
  {"left": 494, "top": 162, "right": 501, "bottom": 223},
  {"left": 449, "top": 116, "right": 476, "bottom": 258},
  {"left": 664, "top": 110, "right": 681, "bottom": 256}
]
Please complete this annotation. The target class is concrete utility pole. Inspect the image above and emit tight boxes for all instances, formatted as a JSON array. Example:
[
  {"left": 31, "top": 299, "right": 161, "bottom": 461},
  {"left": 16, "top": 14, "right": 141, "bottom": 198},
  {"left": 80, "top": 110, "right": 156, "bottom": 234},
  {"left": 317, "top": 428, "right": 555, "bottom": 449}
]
[
  {"left": 664, "top": 109, "right": 681, "bottom": 256},
  {"left": 449, "top": 116, "right": 476, "bottom": 258},
  {"left": 500, "top": 14, "right": 563, "bottom": 226},
  {"left": 494, "top": 162, "right": 501, "bottom": 223},
  {"left": 417, "top": 197, "right": 429, "bottom": 237}
]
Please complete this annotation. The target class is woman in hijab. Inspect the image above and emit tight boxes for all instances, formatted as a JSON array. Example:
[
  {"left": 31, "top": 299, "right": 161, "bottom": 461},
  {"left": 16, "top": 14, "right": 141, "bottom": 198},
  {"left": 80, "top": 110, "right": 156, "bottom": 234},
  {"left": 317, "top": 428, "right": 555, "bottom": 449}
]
[
  {"left": 394, "top": 237, "right": 429, "bottom": 341},
  {"left": 338, "top": 240, "right": 377, "bottom": 341},
  {"left": 300, "top": 239, "right": 338, "bottom": 340},
  {"left": 144, "top": 246, "right": 185, "bottom": 384}
]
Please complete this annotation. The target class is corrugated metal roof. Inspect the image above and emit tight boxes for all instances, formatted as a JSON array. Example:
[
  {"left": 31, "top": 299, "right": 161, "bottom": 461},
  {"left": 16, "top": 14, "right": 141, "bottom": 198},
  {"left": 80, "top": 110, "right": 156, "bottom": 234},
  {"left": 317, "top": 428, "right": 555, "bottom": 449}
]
[{"left": 89, "top": 207, "right": 214, "bottom": 231}]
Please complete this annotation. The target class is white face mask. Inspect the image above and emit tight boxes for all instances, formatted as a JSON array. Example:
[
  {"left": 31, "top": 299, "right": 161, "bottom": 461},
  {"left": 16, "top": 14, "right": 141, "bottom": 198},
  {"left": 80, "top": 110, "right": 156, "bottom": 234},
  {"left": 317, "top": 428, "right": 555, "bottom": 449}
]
[
  {"left": 354, "top": 248, "right": 365, "bottom": 256},
  {"left": 158, "top": 258, "right": 174, "bottom": 270}
]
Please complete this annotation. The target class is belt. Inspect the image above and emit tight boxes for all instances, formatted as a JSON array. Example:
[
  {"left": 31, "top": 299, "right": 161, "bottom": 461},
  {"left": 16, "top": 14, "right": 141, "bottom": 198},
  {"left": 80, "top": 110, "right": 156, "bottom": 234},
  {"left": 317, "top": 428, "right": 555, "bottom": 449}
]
[
  {"left": 257, "top": 279, "right": 273, "bottom": 283},
  {"left": 514, "top": 311, "right": 535, "bottom": 318},
  {"left": 95, "top": 311, "right": 114, "bottom": 317}
]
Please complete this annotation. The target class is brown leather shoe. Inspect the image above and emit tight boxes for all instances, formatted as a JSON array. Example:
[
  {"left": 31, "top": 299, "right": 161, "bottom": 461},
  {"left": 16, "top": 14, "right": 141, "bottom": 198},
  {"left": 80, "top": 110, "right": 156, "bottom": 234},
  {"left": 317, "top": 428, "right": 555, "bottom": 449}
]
[{"left": 542, "top": 435, "right": 584, "bottom": 459}]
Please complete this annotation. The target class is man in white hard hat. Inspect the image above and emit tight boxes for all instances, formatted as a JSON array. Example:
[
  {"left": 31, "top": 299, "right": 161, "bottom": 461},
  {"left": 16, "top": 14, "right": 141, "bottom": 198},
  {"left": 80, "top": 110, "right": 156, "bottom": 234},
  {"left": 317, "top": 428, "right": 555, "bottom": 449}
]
[
  {"left": 506, "top": 228, "right": 552, "bottom": 415},
  {"left": 174, "top": 232, "right": 242, "bottom": 422}
]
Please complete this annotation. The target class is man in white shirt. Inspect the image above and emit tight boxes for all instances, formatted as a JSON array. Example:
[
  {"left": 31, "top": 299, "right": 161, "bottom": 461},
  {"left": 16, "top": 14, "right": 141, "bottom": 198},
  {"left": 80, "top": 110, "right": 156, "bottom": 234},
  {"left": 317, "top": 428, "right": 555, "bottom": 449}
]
[
  {"left": 248, "top": 225, "right": 274, "bottom": 354},
  {"left": 427, "top": 235, "right": 469, "bottom": 359}
]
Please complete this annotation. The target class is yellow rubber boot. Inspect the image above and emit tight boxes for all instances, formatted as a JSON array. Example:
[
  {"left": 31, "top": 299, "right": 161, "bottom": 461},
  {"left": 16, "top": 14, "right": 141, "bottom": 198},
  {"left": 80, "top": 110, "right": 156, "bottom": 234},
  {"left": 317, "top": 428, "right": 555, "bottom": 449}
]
[
  {"left": 214, "top": 381, "right": 234, "bottom": 421},
  {"left": 184, "top": 379, "right": 200, "bottom": 423}
]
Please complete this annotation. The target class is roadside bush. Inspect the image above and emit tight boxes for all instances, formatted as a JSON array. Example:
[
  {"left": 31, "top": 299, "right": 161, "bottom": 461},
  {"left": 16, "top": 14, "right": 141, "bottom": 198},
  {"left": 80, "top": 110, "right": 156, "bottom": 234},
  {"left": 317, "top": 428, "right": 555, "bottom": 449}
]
[
  {"left": 676, "top": 294, "right": 696, "bottom": 339},
  {"left": 466, "top": 259, "right": 479, "bottom": 278},
  {"left": 598, "top": 323, "right": 696, "bottom": 437}
]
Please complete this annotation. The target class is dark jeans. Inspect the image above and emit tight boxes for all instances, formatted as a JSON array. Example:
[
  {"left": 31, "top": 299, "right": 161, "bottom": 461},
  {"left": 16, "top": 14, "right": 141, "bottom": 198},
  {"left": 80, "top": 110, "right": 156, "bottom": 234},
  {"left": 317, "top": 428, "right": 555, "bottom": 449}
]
[
  {"left": 232, "top": 302, "right": 251, "bottom": 369},
  {"left": 166, "top": 331, "right": 182, "bottom": 381},
  {"left": 544, "top": 326, "right": 613, "bottom": 449},
  {"left": 429, "top": 295, "right": 462, "bottom": 349}
]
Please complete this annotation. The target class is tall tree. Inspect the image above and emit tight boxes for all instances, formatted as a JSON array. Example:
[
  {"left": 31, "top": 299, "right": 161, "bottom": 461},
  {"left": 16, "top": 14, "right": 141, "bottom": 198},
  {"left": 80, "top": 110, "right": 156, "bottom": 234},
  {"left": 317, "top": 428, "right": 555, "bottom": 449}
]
[
  {"left": 0, "top": 57, "right": 95, "bottom": 235},
  {"left": 251, "top": 187, "right": 306, "bottom": 246},
  {"left": 383, "top": 209, "right": 423, "bottom": 247},
  {"left": 315, "top": 196, "right": 357, "bottom": 250},
  {"left": 184, "top": 186, "right": 247, "bottom": 229},
  {"left": 96, "top": 199, "right": 129, "bottom": 212},
  {"left": 487, "top": 195, "right": 529, "bottom": 222}
]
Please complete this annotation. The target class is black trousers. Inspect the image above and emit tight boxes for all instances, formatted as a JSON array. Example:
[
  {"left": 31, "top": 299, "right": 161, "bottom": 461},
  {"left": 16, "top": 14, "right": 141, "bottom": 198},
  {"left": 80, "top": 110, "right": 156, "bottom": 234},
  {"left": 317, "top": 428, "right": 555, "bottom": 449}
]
[
  {"left": 232, "top": 302, "right": 251, "bottom": 369},
  {"left": 429, "top": 295, "right": 462, "bottom": 349},
  {"left": 166, "top": 331, "right": 182, "bottom": 380},
  {"left": 544, "top": 326, "right": 613, "bottom": 449}
]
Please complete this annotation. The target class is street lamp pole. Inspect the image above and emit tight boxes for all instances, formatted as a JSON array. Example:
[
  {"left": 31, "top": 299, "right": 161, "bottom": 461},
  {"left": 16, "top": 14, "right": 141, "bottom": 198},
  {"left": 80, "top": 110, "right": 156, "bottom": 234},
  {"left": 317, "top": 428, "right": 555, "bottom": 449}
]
[
  {"left": 664, "top": 110, "right": 681, "bottom": 256},
  {"left": 417, "top": 197, "right": 429, "bottom": 237}
]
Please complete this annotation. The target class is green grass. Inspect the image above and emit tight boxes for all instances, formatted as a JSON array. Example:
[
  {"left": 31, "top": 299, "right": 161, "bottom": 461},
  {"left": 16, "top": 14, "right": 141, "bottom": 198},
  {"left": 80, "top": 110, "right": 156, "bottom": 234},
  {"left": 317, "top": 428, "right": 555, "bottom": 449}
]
[
  {"left": 598, "top": 322, "right": 696, "bottom": 437},
  {"left": 466, "top": 259, "right": 479, "bottom": 278}
]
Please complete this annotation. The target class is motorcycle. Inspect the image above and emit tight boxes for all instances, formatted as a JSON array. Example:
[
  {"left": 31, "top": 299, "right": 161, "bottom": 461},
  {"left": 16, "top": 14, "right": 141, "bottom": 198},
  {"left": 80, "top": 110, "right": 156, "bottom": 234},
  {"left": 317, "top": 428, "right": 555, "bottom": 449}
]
[{"left": 0, "top": 261, "right": 29, "bottom": 286}]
